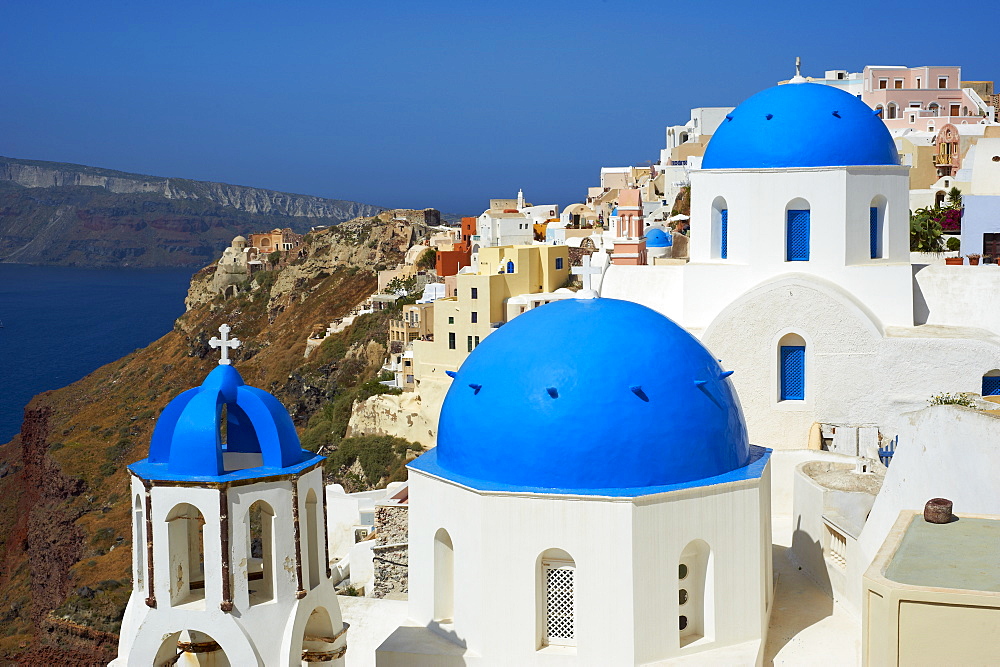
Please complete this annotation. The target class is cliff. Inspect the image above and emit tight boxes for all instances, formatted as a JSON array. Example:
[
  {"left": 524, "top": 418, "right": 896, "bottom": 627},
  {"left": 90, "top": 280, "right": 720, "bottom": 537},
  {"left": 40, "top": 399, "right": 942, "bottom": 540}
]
[
  {"left": 0, "top": 215, "right": 426, "bottom": 662},
  {"left": 0, "top": 156, "right": 386, "bottom": 268}
]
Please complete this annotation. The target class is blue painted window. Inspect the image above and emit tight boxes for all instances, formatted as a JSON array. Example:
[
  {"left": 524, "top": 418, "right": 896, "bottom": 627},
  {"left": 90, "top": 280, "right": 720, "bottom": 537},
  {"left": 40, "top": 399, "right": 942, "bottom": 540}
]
[
  {"left": 720, "top": 209, "right": 729, "bottom": 259},
  {"left": 983, "top": 375, "right": 1000, "bottom": 396},
  {"left": 870, "top": 207, "right": 879, "bottom": 259},
  {"left": 555, "top": 257, "right": 564, "bottom": 270},
  {"left": 780, "top": 346, "right": 805, "bottom": 400},
  {"left": 786, "top": 210, "right": 810, "bottom": 261},
  {"left": 507, "top": 260, "right": 515, "bottom": 273}
]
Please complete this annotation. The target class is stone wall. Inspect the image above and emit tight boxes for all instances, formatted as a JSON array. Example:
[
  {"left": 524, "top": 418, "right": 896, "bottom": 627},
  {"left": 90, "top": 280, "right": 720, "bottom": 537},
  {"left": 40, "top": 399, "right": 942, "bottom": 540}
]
[{"left": 371, "top": 504, "right": 408, "bottom": 599}]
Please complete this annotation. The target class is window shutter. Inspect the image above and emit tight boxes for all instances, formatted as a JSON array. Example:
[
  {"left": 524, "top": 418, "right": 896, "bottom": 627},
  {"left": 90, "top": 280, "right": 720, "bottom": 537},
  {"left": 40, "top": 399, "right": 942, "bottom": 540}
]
[
  {"left": 786, "top": 210, "right": 810, "bottom": 261},
  {"left": 720, "top": 209, "right": 729, "bottom": 259},
  {"left": 780, "top": 345, "right": 805, "bottom": 400},
  {"left": 870, "top": 207, "right": 879, "bottom": 259}
]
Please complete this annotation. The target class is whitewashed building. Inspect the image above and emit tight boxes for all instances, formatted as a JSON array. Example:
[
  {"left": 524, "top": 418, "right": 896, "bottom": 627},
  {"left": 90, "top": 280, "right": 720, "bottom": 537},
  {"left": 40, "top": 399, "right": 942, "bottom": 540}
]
[
  {"left": 112, "top": 327, "right": 347, "bottom": 666},
  {"left": 377, "top": 298, "right": 773, "bottom": 665}
]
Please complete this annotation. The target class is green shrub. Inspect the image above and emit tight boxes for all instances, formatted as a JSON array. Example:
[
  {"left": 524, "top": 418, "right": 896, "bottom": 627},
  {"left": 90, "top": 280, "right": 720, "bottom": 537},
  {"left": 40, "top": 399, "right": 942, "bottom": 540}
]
[{"left": 946, "top": 236, "right": 961, "bottom": 252}]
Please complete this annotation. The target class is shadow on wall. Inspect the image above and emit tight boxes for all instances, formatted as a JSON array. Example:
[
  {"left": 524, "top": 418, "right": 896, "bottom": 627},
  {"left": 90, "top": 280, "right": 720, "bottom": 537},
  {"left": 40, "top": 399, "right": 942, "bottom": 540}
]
[
  {"left": 912, "top": 265, "right": 930, "bottom": 325},
  {"left": 763, "top": 525, "right": 833, "bottom": 662}
]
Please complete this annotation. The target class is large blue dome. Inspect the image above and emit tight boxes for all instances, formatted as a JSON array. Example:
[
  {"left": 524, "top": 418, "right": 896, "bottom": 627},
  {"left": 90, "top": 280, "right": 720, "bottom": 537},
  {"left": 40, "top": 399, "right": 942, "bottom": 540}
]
[
  {"left": 415, "top": 298, "right": 752, "bottom": 493},
  {"left": 130, "top": 364, "right": 321, "bottom": 482},
  {"left": 702, "top": 82, "right": 900, "bottom": 169},
  {"left": 644, "top": 227, "right": 671, "bottom": 248}
]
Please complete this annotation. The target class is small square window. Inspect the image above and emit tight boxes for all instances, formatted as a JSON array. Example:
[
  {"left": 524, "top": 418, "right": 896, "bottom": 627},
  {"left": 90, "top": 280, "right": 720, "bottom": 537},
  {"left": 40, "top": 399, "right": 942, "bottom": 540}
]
[
  {"left": 894, "top": 79, "right": 903, "bottom": 89},
  {"left": 938, "top": 77, "right": 948, "bottom": 89},
  {"left": 448, "top": 316, "right": 454, "bottom": 324},
  {"left": 878, "top": 78, "right": 888, "bottom": 89}
]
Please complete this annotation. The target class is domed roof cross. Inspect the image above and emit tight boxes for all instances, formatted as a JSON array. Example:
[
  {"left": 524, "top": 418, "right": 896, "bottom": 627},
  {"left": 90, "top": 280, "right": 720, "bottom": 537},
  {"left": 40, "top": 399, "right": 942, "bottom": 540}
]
[{"left": 209, "top": 324, "right": 241, "bottom": 366}]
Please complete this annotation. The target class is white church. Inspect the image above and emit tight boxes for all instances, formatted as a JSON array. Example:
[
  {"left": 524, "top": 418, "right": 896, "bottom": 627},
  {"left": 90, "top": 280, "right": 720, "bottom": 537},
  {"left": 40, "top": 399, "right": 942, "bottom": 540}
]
[
  {"left": 377, "top": 298, "right": 773, "bottom": 665},
  {"left": 602, "top": 77, "right": 1000, "bottom": 449}
]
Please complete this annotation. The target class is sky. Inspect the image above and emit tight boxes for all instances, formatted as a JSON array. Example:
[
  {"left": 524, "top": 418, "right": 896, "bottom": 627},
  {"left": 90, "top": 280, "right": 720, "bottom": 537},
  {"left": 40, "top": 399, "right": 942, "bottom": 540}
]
[{"left": 1, "top": 1, "right": 998, "bottom": 214}]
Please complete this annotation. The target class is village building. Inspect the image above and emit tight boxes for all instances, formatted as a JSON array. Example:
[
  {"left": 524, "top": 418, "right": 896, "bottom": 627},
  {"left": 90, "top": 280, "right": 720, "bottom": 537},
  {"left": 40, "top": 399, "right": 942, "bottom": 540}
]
[
  {"left": 249, "top": 227, "right": 303, "bottom": 253},
  {"left": 112, "top": 326, "right": 347, "bottom": 666}
]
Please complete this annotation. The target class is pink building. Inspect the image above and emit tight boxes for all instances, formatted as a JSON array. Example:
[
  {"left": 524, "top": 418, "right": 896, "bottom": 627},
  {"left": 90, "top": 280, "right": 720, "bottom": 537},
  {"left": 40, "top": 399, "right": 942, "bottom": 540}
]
[{"left": 860, "top": 66, "right": 993, "bottom": 131}]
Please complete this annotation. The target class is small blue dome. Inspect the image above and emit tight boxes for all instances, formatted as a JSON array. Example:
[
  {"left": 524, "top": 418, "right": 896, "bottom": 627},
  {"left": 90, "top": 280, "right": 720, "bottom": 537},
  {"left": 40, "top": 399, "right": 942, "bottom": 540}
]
[
  {"left": 420, "top": 298, "right": 751, "bottom": 492},
  {"left": 702, "top": 82, "right": 899, "bottom": 169},
  {"left": 130, "top": 364, "right": 321, "bottom": 481},
  {"left": 644, "top": 228, "right": 671, "bottom": 248}
]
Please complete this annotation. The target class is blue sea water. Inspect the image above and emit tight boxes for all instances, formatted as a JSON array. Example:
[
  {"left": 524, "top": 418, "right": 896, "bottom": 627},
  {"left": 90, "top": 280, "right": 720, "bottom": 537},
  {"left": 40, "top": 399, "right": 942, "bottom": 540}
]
[{"left": 0, "top": 264, "right": 195, "bottom": 443}]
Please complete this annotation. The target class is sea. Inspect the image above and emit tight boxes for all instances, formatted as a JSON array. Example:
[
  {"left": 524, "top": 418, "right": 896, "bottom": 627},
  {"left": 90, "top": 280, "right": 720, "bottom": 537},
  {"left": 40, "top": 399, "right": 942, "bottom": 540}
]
[{"left": 0, "top": 264, "right": 195, "bottom": 444}]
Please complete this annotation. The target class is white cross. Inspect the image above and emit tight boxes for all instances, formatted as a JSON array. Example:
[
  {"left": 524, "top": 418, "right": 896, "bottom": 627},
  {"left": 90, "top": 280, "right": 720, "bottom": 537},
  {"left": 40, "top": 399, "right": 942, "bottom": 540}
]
[
  {"left": 209, "top": 324, "right": 241, "bottom": 366},
  {"left": 572, "top": 254, "right": 603, "bottom": 291}
]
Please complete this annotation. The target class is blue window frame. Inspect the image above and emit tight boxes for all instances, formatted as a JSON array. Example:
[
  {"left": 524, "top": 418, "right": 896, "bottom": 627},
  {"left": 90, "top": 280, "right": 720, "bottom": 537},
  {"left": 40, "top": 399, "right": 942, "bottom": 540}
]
[
  {"left": 870, "top": 207, "right": 879, "bottom": 259},
  {"left": 983, "top": 375, "right": 1000, "bottom": 396},
  {"left": 555, "top": 257, "right": 564, "bottom": 270},
  {"left": 786, "top": 210, "right": 810, "bottom": 261},
  {"left": 507, "top": 260, "right": 515, "bottom": 273},
  {"left": 780, "top": 346, "right": 805, "bottom": 400},
  {"left": 720, "top": 209, "right": 729, "bottom": 259}
]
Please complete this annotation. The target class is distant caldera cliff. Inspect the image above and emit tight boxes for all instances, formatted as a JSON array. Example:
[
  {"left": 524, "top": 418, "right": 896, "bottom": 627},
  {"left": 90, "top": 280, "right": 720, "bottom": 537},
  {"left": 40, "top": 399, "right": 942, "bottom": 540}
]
[{"left": 0, "top": 156, "right": 386, "bottom": 268}]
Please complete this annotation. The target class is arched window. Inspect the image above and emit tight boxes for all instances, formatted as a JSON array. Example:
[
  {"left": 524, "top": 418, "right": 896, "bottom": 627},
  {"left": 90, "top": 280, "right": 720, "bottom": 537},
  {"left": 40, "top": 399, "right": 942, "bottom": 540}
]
[
  {"left": 929, "top": 102, "right": 940, "bottom": 117},
  {"left": 963, "top": 106, "right": 969, "bottom": 117},
  {"left": 301, "top": 606, "right": 343, "bottom": 662},
  {"left": 935, "top": 191, "right": 947, "bottom": 208},
  {"left": 785, "top": 199, "right": 810, "bottom": 262},
  {"left": 870, "top": 196, "right": 887, "bottom": 259},
  {"left": 166, "top": 503, "right": 205, "bottom": 607},
  {"left": 711, "top": 197, "right": 728, "bottom": 260},
  {"left": 247, "top": 500, "right": 275, "bottom": 605},
  {"left": 433, "top": 529, "right": 454, "bottom": 624},
  {"left": 507, "top": 260, "right": 515, "bottom": 274},
  {"left": 779, "top": 333, "right": 806, "bottom": 401},
  {"left": 537, "top": 548, "right": 576, "bottom": 649},
  {"left": 679, "top": 540, "right": 713, "bottom": 647},
  {"left": 983, "top": 370, "right": 1000, "bottom": 396},
  {"left": 134, "top": 495, "right": 145, "bottom": 590},
  {"left": 306, "top": 489, "right": 321, "bottom": 590},
  {"left": 875, "top": 104, "right": 884, "bottom": 118},
  {"left": 887, "top": 102, "right": 898, "bottom": 119}
]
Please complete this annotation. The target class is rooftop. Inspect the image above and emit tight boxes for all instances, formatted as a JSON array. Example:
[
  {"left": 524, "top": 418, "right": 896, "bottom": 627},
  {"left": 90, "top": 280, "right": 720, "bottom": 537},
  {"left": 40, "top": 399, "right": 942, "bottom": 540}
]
[{"left": 884, "top": 514, "right": 1000, "bottom": 592}]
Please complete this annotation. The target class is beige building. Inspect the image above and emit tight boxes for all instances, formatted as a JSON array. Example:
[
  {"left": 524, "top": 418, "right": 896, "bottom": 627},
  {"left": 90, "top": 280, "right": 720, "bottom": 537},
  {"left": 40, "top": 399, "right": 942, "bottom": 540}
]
[
  {"left": 411, "top": 245, "right": 570, "bottom": 384},
  {"left": 388, "top": 302, "right": 433, "bottom": 345}
]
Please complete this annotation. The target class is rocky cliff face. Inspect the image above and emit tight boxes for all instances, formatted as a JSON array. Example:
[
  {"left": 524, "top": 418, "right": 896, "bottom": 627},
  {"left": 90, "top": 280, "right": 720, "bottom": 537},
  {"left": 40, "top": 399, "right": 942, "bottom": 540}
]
[
  {"left": 0, "top": 215, "right": 424, "bottom": 661},
  {"left": 0, "top": 156, "right": 386, "bottom": 268}
]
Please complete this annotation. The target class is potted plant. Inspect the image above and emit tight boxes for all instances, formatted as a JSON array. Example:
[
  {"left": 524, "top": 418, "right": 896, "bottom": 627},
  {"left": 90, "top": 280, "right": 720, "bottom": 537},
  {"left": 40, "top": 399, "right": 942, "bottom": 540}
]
[
  {"left": 945, "top": 256, "right": 964, "bottom": 265},
  {"left": 967, "top": 253, "right": 982, "bottom": 266},
  {"left": 945, "top": 237, "right": 963, "bottom": 264}
]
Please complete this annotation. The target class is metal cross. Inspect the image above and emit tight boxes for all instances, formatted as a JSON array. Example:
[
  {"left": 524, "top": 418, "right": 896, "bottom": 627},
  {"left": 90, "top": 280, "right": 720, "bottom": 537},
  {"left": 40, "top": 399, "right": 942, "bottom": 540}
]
[
  {"left": 209, "top": 324, "right": 241, "bottom": 366},
  {"left": 795, "top": 56, "right": 801, "bottom": 78},
  {"left": 571, "top": 254, "right": 603, "bottom": 291}
]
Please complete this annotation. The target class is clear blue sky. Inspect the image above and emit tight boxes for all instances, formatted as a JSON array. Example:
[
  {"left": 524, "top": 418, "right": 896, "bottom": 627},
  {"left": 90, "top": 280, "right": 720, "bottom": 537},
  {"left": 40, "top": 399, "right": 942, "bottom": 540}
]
[{"left": 1, "top": 1, "right": 997, "bottom": 214}]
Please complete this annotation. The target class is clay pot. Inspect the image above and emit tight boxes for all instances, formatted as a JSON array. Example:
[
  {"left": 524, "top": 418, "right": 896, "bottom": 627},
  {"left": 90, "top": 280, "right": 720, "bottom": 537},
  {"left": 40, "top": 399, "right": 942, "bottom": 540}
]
[
  {"left": 969, "top": 257, "right": 981, "bottom": 265},
  {"left": 924, "top": 498, "right": 954, "bottom": 524},
  {"left": 945, "top": 257, "right": 964, "bottom": 265}
]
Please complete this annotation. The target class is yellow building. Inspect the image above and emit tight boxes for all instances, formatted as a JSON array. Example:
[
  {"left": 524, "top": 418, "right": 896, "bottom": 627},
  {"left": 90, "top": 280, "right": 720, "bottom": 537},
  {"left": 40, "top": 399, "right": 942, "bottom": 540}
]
[{"left": 411, "top": 245, "right": 569, "bottom": 384}]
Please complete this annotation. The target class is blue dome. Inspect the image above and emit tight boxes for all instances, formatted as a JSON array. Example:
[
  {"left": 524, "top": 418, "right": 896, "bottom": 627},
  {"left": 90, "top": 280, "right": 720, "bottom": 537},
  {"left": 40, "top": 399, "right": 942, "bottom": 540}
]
[
  {"left": 702, "top": 82, "right": 900, "bottom": 169},
  {"left": 644, "top": 228, "right": 671, "bottom": 248},
  {"left": 417, "top": 298, "right": 752, "bottom": 493},
  {"left": 129, "top": 364, "right": 321, "bottom": 481}
]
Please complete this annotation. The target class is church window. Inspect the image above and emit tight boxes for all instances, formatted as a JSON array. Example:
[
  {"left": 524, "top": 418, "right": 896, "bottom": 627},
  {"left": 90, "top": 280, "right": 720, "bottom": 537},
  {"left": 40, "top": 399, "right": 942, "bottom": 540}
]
[
  {"left": 247, "top": 500, "right": 275, "bottom": 605},
  {"left": 720, "top": 209, "right": 728, "bottom": 259},
  {"left": 306, "top": 489, "right": 322, "bottom": 590},
  {"left": 433, "top": 529, "right": 454, "bottom": 623},
  {"left": 786, "top": 206, "right": 810, "bottom": 262},
  {"left": 471, "top": 312, "right": 478, "bottom": 324},
  {"left": 870, "top": 207, "right": 880, "bottom": 258},
  {"left": 555, "top": 257, "right": 564, "bottom": 270},
  {"left": 448, "top": 333, "right": 455, "bottom": 350},
  {"left": 982, "top": 371, "right": 1000, "bottom": 396},
  {"left": 537, "top": 549, "right": 576, "bottom": 649},
  {"left": 134, "top": 495, "right": 145, "bottom": 590},
  {"left": 712, "top": 197, "right": 728, "bottom": 260},
  {"left": 779, "top": 334, "right": 806, "bottom": 401},
  {"left": 507, "top": 260, "right": 515, "bottom": 273},
  {"left": 870, "top": 196, "right": 886, "bottom": 259},
  {"left": 678, "top": 540, "right": 712, "bottom": 648},
  {"left": 166, "top": 503, "right": 205, "bottom": 608}
]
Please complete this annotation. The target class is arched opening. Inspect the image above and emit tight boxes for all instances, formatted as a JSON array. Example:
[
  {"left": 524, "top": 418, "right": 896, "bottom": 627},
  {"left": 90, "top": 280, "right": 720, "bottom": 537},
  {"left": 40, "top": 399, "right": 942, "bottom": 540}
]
[
  {"left": 982, "top": 370, "right": 1000, "bottom": 396},
  {"left": 433, "top": 528, "right": 454, "bottom": 623},
  {"left": 154, "top": 630, "right": 230, "bottom": 666},
  {"left": 870, "top": 195, "right": 887, "bottom": 259},
  {"left": 785, "top": 199, "right": 810, "bottom": 262},
  {"left": 935, "top": 191, "right": 947, "bottom": 208},
  {"left": 886, "top": 102, "right": 898, "bottom": 119},
  {"left": 306, "top": 488, "right": 321, "bottom": 590},
  {"left": 778, "top": 333, "right": 806, "bottom": 401},
  {"left": 875, "top": 104, "right": 884, "bottom": 118},
  {"left": 929, "top": 102, "right": 940, "bottom": 117},
  {"left": 166, "top": 503, "right": 205, "bottom": 608},
  {"left": 679, "top": 132, "right": 689, "bottom": 144},
  {"left": 536, "top": 548, "right": 576, "bottom": 649},
  {"left": 711, "top": 196, "right": 728, "bottom": 260},
  {"left": 506, "top": 260, "right": 515, "bottom": 274},
  {"left": 247, "top": 500, "right": 275, "bottom": 605},
  {"left": 678, "top": 540, "right": 714, "bottom": 648},
  {"left": 134, "top": 495, "right": 145, "bottom": 591},
  {"left": 301, "top": 606, "right": 346, "bottom": 662},
  {"left": 963, "top": 106, "right": 969, "bottom": 117}
]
